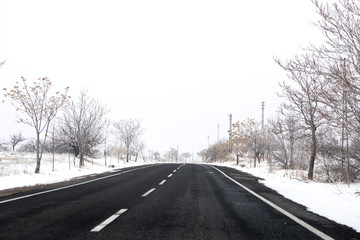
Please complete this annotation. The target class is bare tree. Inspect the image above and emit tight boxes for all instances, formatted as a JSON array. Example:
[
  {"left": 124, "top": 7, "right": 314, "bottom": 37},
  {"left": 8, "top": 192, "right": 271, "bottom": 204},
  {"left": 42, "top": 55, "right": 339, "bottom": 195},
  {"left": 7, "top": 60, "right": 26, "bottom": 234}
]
[
  {"left": 274, "top": 0, "right": 360, "bottom": 181},
  {"left": 230, "top": 119, "right": 255, "bottom": 158},
  {"left": 180, "top": 152, "right": 191, "bottom": 163},
  {"left": 230, "top": 118, "right": 264, "bottom": 166},
  {"left": 10, "top": 132, "right": 25, "bottom": 152},
  {"left": 164, "top": 147, "right": 178, "bottom": 162},
  {"left": 247, "top": 122, "right": 264, "bottom": 167},
  {"left": 311, "top": 0, "right": 360, "bottom": 183},
  {"left": 262, "top": 125, "right": 276, "bottom": 171},
  {"left": 132, "top": 139, "right": 145, "bottom": 162},
  {"left": 310, "top": 0, "right": 360, "bottom": 83},
  {"left": 3, "top": 77, "right": 69, "bottom": 173},
  {"left": 276, "top": 56, "right": 326, "bottom": 180},
  {"left": 269, "top": 114, "right": 303, "bottom": 169},
  {"left": 153, "top": 151, "right": 160, "bottom": 161},
  {"left": 58, "top": 90, "right": 109, "bottom": 167},
  {"left": 108, "top": 143, "right": 127, "bottom": 164},
  {"left": 103, "top": 132, "right": 109, "bottom": 166},
  {"left": 50, "top": 124, "right": 57, "bottom": 171},
  {"left": 113, "top": 118, "right": 144, "bottom": 163},
  {"left": 0, "top": 139, "right": 8, "bottom": 151},
  {"left": 197, "top": 149, "right": 207, "bottom": 162}
]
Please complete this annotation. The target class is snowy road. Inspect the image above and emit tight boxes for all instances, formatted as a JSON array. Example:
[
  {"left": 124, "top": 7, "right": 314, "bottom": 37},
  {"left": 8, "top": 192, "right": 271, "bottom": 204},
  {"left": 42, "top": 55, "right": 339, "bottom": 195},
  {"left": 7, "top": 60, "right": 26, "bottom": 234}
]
[{"left": 0, "top": 164, "right": 358, "bottom": 240}]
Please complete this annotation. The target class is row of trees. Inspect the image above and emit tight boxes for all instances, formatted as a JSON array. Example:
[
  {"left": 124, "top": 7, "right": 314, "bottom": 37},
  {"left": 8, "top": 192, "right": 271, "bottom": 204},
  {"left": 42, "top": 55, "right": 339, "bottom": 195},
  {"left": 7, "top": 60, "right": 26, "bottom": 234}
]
[
  {"left": 202, "top": 0, "right": 360, "bottom": 183},
  {"left": 3, "top": 77, "right": 145, "bottom": 173},
  {"left": 139, "top": 148, "right": 192, "bottom": 163},
  {"left": 162, "top": 148, "right": 192, "bottom": 163},
  {"left": 202, "top": 113, "right": 359, "bottom": 183}
]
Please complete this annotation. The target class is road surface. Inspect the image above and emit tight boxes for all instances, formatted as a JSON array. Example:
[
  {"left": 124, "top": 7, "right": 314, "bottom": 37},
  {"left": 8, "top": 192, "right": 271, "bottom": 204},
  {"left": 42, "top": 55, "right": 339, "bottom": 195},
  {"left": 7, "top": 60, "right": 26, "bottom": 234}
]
[{"left": 0, "top": 164, "right": 359, "bottom": 240}]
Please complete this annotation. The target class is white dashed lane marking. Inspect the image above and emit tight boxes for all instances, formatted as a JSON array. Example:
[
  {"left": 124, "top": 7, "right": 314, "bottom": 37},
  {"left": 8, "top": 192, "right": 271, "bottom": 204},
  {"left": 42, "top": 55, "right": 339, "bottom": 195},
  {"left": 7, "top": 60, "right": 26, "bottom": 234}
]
[
  {"left": 141, "top": 188, "right": 156, "bottom": 197},
  {"left": 91, "top": 209, "right": 128, "bottom": 232},
  {"left": 92, "top": 165, "right": 182, "bottom": 233}
]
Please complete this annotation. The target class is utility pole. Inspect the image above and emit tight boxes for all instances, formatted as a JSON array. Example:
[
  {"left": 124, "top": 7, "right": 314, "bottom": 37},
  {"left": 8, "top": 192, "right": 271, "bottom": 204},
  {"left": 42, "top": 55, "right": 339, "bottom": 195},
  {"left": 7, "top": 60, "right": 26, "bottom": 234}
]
[
  {"left": 228, "top": 114, "right": 232, "bottom": 153},
  {"left": 217, "top": 124, "right": 220, "bottom": 143},
  {"left": 176, "top": 145, "right": 179, "bottom": 163},
  {"left": 0, "top": 59, "right": 6, "bottom": 68},
  {"left": 229, "top": 114, "right": 232, "bottom": 138},
  {"left": 261, "top": 102, "right": 265, "bottom": 161},
  {"left": 341, "top": 58, "right": 350, "bottom": 185},
  {"left": 261, "top": 102, "right": 265, "bottom": 131}
]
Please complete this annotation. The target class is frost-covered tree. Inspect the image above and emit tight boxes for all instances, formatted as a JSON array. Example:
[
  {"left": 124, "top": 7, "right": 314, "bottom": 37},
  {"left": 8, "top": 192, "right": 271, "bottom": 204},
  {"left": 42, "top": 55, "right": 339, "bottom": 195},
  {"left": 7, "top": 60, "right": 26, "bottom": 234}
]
[
  {"left": 181, "top": 152, "right": 192, "bottom": 163},
  {"left": 269, "top": 114, "right": 303, "bottom": 169},
  {"left": 164, "top": 147, "right": 178, "bottom": 162},
  {"left": 58, "top": 90, "right": 109, "bottom": 167},
  {"left": 113, "top": 118, "right": 144, "bottom": 163},
  {"left": 132, "top": 138, "right": 145, "bottom": 162},
  {"left": 10, "top": 132, "right": 25, "bottom": 152}
]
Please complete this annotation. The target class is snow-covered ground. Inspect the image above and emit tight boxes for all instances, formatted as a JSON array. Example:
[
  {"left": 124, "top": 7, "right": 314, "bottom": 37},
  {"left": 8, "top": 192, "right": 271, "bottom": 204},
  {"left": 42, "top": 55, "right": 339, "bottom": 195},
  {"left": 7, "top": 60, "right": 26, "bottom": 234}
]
[
  {"left": 1, "top": 152, "right": 359, "bottom": 233},
  {"left": 214, "top": 160, "right": 360, "bottom": 233},
  {"left": 0, "top": 151, "right": 152, "bottom": 190}
]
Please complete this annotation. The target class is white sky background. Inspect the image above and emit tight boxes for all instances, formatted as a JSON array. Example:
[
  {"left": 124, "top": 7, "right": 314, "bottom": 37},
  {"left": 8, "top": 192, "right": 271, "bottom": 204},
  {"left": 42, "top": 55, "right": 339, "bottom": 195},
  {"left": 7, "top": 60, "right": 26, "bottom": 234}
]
[{"left": 0, "top": 0, "right": 322, "bottom": 156}]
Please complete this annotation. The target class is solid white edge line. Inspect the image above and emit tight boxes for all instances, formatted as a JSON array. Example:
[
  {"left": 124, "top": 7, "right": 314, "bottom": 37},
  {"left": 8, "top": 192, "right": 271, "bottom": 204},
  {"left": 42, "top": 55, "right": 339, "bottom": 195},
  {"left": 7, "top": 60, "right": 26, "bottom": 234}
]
[
  {"left": 168, "top": 174, "right": 173, "bottom": 178},
  {"left": 91, "top": 208, "right": 127, "bottom": 232},
  {"left": 211, "top": 166, "right": 334, "bottom": 240},
  {"left": 0, "top": 165, "right": 155, "bottom": 205},
  {"left": 159, "top": 180, "right": 166, "bottom": 185},
  {"left": 141, "top": 188, "right": 156, "bottom": 197}
]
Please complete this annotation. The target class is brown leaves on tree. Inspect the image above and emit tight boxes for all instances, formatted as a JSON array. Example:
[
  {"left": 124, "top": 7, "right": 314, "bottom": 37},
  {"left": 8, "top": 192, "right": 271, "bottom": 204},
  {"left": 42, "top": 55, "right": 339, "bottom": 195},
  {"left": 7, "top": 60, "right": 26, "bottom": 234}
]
[{"left": 3, "top": 77, "right": 70, "bottom": 173}]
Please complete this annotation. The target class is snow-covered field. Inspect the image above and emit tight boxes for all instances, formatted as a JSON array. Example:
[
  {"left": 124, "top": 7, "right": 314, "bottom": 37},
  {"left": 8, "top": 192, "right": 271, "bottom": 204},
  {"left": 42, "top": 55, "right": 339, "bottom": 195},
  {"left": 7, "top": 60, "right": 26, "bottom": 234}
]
[
  {"left": 0, "top": 152, "right": 359, "bottom": 233},
  {"left": 0, "top": 151, "right": 151, "bottom": 190},
  {"left": 214, "top": 160, "right": 360, "bottom": 233}
]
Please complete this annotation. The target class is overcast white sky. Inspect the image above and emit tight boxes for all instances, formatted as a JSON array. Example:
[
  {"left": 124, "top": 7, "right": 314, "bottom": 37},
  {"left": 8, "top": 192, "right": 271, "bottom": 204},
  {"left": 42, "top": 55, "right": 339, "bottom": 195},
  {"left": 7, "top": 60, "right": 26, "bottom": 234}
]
[{"left": 0, "top": 0, "right": 322, "bottom": 156}]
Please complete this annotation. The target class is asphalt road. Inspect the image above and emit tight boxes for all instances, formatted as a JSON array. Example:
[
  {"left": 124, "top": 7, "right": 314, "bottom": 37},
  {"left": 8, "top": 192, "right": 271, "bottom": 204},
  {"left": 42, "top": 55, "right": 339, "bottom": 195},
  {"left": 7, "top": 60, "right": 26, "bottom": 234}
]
[{"left": 0, "top": 163, "right": 359, "bottom": 240}]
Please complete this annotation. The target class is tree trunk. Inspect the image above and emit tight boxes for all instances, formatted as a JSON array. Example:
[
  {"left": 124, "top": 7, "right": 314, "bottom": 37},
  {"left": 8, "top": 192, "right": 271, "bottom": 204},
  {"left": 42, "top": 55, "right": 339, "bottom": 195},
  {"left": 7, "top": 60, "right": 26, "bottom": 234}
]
[
  {"left": 80, "top": 152, "right": 85, "bottom": 167},
  {"left": 308, "top": 124, "right": 317, "bottom": 180},
  {"left": 35, "top": 132, "right": 41, "bottom": 174},
  {"left": 289, "top": 134, "right": 294, "bottom": 169}
]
